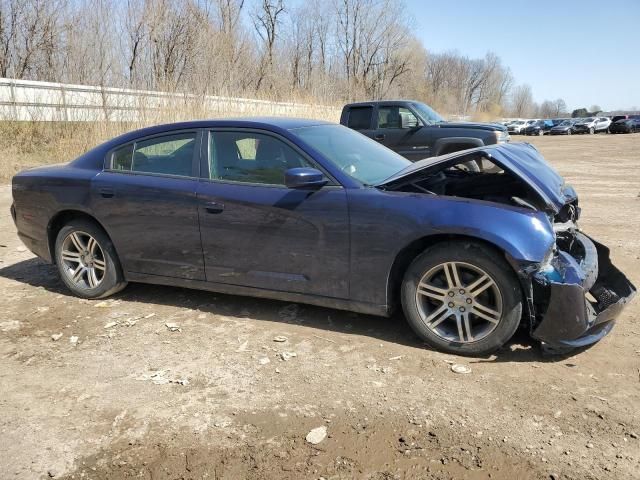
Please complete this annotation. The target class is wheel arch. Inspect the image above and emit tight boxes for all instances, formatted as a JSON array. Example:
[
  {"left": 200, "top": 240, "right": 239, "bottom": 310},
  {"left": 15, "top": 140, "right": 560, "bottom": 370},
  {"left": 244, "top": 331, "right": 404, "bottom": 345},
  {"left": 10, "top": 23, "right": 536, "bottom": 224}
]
[
  {"left": 47, "top": 210, "right": 113, "bottom": 265},
  {"left": 432, "top": 137, "right": 484, "bottom": 156},
  {"left": 386, "top": 233, "right": 525, "bottom": 315}
]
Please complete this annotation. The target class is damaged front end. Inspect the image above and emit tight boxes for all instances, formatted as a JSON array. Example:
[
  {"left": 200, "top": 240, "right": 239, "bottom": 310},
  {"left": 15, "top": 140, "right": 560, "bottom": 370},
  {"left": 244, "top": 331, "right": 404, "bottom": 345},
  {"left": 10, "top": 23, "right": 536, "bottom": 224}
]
[
  {"left": 379, "top": 142, "right": 636, "bottom": 350},
  {"left": 528, "top": 227, "right": 636, "bottom": 350}
]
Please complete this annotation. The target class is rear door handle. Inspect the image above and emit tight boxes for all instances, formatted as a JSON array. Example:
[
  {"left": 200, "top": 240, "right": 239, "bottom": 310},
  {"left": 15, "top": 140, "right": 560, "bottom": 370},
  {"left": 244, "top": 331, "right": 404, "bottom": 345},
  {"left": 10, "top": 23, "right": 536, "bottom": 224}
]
[
  {"left": 374, "top": 134, "right": 385, "bottom": 141},
  {"left": 205, "top": 201, "right": 224, "bottom": 214},
  {"left": 99, "top": 187, "right": 114, "bottom": 198}
]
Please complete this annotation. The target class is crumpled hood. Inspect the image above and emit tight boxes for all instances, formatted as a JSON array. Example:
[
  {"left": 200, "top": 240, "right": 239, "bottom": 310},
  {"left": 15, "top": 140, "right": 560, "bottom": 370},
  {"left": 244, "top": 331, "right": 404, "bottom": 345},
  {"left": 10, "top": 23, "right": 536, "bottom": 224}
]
[{"left": 378, "top": 142, "right": 574, "bottom": 213}]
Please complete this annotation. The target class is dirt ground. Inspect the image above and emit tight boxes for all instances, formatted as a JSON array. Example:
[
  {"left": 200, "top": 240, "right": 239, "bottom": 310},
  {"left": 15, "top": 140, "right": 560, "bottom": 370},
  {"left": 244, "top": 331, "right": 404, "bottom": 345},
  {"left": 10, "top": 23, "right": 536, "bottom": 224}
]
[{"left": 1, "top": 133, "right": 639, "bottom": 480}]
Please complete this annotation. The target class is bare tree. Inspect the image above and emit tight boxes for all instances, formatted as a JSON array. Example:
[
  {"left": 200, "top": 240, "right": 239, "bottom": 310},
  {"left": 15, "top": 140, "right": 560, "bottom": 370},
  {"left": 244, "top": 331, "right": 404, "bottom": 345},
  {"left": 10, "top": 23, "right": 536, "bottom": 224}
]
[
  {"left": 539, "top": 100, "right": 555, "bottom": 118},
  {"left": 510, "top": 84, "right": 534, "bottom": 117},
  {"left": 0, "top": 0, "right": 576, "bottom": 120},
  {"left": 552, "top": 98, "right": 566, "bottom": 117},
  {"left": 252, "top": 0, "right": 285, "bottom": 92},
  {"left": 0, "top": 0, "right": 66, "bottom": 80}
]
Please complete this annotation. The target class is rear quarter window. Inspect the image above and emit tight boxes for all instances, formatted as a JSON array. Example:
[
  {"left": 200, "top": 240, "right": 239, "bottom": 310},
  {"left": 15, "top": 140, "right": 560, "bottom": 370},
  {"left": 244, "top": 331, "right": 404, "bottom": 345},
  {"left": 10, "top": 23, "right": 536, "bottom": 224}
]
[
  {"left": 347, "top": 107, "right": 373, "bottom": 130},
  {"left": 111, "top": 144, "right": 134, "bottom": 170}
]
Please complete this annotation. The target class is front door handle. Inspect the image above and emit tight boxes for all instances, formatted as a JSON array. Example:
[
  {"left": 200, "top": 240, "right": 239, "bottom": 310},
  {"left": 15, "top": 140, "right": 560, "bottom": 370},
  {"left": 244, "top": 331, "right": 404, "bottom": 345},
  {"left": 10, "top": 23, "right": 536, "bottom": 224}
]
[
  {"left": 205, "top": 202, "right": 225, "bottom": 214},
  {"left": 374, "top": 134, "right": 385, "bottom": 141},
  {"left": 99, "top": 187, "right": 114, "bottom": 198}
]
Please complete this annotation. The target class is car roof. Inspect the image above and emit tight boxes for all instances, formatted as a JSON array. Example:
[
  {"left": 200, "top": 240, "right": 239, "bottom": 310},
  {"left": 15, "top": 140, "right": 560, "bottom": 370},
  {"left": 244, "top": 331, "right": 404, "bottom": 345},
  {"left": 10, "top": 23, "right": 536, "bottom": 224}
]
[
  {"left": 344, "top": 100, "right": 419, "bottom": 107},
  {"left": 70, "top": 117, "right": 334, "bottom": 169},
  {"left": 103, "top": 117, "right": 331, "bottom": 146}
]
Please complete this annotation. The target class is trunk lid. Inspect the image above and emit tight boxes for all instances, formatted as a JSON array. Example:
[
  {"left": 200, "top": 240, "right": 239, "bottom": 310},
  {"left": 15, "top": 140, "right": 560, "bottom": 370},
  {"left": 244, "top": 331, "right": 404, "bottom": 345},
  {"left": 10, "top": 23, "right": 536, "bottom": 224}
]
[{"left": 378, "top": 142, "right": 573, "bottom": 213}]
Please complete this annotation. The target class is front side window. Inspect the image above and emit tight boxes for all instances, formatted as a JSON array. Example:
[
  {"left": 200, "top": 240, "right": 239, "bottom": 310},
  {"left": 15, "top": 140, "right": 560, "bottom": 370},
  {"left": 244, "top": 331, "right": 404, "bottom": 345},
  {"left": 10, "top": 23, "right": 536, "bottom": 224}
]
[
  {"left": 378, "top": 106, "right": 420, "bottom": 129},
  {"left": 110, "top": 132, "right": 196, "bottom": 177},
  {"left": 208, "top": 131, "right": 313, "bottom": 185}
]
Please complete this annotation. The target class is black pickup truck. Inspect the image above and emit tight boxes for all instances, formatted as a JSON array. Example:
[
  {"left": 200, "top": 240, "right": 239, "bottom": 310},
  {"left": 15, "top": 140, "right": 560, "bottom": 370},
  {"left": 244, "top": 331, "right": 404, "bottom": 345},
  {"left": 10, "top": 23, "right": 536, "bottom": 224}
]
[{"left": 340, "top": 100, "right": 510, "bottom": 161}]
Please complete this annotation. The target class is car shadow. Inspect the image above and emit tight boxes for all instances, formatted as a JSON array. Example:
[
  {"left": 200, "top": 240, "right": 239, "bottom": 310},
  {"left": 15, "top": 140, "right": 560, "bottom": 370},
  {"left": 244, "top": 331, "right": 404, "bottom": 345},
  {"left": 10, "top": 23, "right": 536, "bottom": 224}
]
[{"left": 0, "top": 258, "right": 589, "bottom": 362}]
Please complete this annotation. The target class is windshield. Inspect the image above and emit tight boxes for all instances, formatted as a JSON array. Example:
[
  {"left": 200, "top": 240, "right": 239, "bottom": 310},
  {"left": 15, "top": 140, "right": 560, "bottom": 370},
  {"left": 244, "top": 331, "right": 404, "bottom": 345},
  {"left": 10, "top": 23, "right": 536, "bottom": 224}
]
[
  {"left": 583, "top": 117, "right": 595, "bottom": 122},
  {"left": 411, "top": 102, "right": 445, "bottom": 124},
  {"left": 560, "top": 120, "right": 571, "bottom": 126},
  {"left": 292, "top": 124, "right": 411, "bottom": 185}
]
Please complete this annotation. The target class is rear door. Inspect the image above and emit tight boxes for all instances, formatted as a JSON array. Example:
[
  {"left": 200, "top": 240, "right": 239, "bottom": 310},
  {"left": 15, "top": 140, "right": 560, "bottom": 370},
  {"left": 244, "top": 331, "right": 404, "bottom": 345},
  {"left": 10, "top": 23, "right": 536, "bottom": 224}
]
[
  {"left": 91, "top": 130, "right": 205, "bottom": 280},
  {"left": 196, "top": 129, "right": 350, "bottom": 298}
]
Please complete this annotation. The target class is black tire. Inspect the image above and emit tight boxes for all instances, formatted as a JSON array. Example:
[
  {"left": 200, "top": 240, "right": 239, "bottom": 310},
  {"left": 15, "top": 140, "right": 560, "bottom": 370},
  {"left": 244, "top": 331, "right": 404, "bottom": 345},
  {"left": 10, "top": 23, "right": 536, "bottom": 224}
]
[
  {"left": 401, "top": 241, "right": 522, "bottom": 356},
  {"left": 567, "top": 129, "right": 572, "bottom": 135},
  {"left": 589, "top": 127, "right": 595, "bottom": 134},
  {"left": 54, "top": 219, "right": 127, "bottom": 299}
]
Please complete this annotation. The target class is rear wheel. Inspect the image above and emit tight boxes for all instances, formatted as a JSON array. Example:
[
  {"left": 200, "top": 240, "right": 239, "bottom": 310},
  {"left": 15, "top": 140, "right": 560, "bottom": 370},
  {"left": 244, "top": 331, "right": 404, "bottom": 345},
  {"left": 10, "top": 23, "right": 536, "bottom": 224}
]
[
  {"left": 538, "top": 129, "right": 544, "bottom": 136},
  {"left": 567, "top": 129, "right": 572, "bottom": 135},
  {"left": 401, "top": 241, "right": 522, "bottom": 356},
  {"left": 55, "top": 220, "right": 127, "bottom": 299}
]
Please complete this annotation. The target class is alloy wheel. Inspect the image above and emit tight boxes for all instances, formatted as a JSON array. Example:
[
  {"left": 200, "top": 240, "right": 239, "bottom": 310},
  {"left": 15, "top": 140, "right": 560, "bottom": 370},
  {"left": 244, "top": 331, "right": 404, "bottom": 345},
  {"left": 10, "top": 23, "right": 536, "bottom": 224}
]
[
  {"left": 60, "top": 231, "right": 106, "bottom": 289},
  {"left": 414, "top": 262, "right": 503, "bottom": 343}
]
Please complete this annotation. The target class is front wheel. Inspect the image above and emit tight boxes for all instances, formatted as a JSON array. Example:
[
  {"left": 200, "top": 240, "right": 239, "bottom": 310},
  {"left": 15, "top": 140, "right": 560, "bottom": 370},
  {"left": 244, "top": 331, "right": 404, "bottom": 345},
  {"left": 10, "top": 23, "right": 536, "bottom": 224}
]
[
  {"left": 55, "top": 220, "right": 127, "bottom": 299},
  {"left": 401, "top": 241, "right": 522, "bottom": 356},
  {"left": 589, "top": 127, "right": 595, "bottom": 134},
  {"left": 567, "top": 129, "right": 572, "bottom": 135}
]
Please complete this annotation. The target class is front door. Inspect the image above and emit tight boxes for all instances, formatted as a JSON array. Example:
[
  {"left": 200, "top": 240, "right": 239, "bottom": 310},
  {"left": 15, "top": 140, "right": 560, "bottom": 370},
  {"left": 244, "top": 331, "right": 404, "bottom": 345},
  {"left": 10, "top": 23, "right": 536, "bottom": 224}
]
[
  {"left": 91, "top": 131, "right": 205, "bottom": 280},
  {"left": 374, "top": 105, "right": 432, "bottom": 160},
  {"left": 196, "top": 129, "right": 349, "bottom": 298}
]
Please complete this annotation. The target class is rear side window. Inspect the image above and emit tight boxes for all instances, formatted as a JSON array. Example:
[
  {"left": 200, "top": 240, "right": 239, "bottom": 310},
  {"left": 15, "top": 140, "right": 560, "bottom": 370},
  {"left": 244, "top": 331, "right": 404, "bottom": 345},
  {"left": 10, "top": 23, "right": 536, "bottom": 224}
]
[
  {"left": 110, "top": 132, "right": 197, "bottom": 177},
  {"left": 347, "top": 107, "right": 372, "bottom": 130}
]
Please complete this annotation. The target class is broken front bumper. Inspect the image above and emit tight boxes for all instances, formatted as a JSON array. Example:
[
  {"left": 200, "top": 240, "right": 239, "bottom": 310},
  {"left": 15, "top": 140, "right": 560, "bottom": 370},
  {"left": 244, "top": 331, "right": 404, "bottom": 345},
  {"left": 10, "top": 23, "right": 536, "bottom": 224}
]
[{"left": 529, "top": 232, "right": 635, "bottom": 349}]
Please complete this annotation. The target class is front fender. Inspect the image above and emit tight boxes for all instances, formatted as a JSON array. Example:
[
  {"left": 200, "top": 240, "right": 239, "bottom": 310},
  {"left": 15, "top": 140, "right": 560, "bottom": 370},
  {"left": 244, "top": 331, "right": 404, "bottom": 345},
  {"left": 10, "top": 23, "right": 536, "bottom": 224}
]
[
  {"left": 418, "top": 196, "right": 555, "bottom": 263},
  {"left": 346, "top": 189, "right": 557, "bottom": 308}
]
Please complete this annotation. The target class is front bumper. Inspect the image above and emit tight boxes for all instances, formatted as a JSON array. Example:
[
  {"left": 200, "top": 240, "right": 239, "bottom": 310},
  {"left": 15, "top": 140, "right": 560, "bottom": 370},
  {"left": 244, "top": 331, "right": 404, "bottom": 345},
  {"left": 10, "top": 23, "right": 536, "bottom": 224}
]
[{"left": 529, "top": 232, "right": 635, "bottom": 349}]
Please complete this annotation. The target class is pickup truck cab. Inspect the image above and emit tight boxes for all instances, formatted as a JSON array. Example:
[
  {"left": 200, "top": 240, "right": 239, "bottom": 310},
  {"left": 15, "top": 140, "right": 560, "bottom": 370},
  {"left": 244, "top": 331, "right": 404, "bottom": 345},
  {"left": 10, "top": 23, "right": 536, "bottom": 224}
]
[{"left": 340, "top": 100, "right": 510, "bottom": 161}]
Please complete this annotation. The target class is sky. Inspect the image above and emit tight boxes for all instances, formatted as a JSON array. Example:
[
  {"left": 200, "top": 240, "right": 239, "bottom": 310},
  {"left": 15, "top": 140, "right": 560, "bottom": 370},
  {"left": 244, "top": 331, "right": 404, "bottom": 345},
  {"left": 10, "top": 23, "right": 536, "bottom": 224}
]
[{"left": 405, "top": 0, "right": 640, "bottom": 111}]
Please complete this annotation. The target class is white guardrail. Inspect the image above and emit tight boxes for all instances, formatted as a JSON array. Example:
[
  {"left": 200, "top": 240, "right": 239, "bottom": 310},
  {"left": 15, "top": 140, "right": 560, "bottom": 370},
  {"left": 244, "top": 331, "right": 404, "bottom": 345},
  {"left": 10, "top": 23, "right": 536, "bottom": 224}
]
[{"left": 0, "top": 78, "right": 341, "bottom": 122}]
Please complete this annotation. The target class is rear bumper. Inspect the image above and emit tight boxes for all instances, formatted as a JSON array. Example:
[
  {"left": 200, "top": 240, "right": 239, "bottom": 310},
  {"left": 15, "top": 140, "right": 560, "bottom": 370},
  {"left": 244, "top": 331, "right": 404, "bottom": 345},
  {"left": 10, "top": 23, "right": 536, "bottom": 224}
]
[{"left": 530, "top": 233, "right": 635, "bottom": 349}]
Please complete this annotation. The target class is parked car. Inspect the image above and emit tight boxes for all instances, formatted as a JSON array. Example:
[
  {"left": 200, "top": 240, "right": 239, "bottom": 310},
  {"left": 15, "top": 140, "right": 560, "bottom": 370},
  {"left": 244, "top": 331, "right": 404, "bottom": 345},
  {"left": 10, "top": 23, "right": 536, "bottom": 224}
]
[
  {"left": 524, "top": 120, "right": 554, "bottom": 136},
  {"left": 11, "top": 119, "right": 635, "bottom": 356},
  {"left": 340, "top": 101, "right": 510, "bottom": 161},
  {"left": 573, "top": 117, "right": 611, "bottom": 134},
  {"left": 550, "top": 119, "right": 580, "bottom": 135},
  {"left": 507, "top": 119, "right": 537, "bottom": 134},
  {"left": 609, "top": 118, "right": 640, "bottom": 134},
  {"left": 611, "top": 115, "right": 631, "bottom": 124}
]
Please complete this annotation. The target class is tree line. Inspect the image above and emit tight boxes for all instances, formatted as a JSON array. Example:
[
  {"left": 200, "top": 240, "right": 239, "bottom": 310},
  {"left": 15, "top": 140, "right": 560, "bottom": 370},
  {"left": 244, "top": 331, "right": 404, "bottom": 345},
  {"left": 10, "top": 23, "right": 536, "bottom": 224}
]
[{"left": 1, "top": 0, "right": 569, "bottom": 118}]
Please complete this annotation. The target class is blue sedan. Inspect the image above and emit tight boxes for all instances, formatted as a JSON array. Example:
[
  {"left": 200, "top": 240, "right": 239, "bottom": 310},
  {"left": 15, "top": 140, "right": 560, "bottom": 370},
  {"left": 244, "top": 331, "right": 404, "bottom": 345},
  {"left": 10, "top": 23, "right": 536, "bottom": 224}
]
[{"left": 11, "top": 118, "right": 635, "bottom": 355}]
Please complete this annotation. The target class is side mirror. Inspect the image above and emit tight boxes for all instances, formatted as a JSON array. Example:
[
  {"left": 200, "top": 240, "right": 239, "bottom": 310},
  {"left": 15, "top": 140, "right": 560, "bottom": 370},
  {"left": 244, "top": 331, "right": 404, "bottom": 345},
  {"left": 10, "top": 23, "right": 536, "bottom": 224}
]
[
  {"left": 285, "top": 167, "right": 327, "bottom": 189},
  {"left": 401, "top": 114, "right": 421, "bottom": 130}
]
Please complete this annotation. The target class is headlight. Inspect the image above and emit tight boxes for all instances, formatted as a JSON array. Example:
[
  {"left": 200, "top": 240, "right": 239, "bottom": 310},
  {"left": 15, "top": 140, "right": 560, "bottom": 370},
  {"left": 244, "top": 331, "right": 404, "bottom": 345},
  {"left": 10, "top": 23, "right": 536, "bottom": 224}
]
[{"left": 494, "top": 130, "right": 510, "bottom": 143}]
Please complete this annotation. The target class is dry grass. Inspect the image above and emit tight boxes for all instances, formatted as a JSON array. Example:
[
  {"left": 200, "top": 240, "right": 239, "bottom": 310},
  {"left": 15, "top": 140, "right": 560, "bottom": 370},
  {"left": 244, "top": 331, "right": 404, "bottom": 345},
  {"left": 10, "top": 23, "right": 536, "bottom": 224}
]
[{"left": 0, "top": 101, "right": 341, "bottom": 181}]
